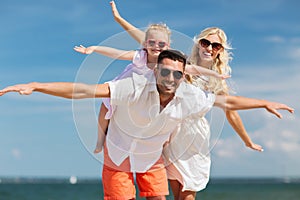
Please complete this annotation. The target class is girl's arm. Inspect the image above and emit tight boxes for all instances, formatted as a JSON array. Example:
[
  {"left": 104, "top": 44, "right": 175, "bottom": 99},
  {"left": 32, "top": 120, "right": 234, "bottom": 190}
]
[
  {"left": 186, "top": 64, "right": 230, "bottom": 79},
  {"left": 226, "top": 110, "right": 263, "bottom": 151},
  {"left": 0, "top": 82, "right": 110, "bottom": 99},
  {"left": 110, "top": 1, "right": 145, "bottom": 44},
  {"left": 74, "top": 45, "right": 135, "bottom": 61}
]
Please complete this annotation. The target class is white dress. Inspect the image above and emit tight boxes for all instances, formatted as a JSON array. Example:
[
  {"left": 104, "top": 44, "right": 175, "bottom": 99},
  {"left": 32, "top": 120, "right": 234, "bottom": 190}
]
[{"left": 163, "top": 75, "right": 212, "bottom": 192}]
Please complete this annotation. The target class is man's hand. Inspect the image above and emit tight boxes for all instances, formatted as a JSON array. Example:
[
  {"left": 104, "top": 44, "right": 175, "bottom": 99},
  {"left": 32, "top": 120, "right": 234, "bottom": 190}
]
[{"left": 0, "top": 83, "right": 34, "bottom": 96}]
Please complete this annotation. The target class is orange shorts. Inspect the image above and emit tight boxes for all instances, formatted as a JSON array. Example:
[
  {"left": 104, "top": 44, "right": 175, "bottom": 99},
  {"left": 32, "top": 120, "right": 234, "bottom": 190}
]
[{"left": 102, "top": 145, "right": 169, "bottom": 199}]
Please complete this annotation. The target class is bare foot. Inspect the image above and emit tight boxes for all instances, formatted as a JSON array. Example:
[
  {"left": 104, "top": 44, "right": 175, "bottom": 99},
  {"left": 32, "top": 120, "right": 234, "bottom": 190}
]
[
  {"left": 94, "top": 141, "right": 103, "bottom": 154},
  {"left": 94, "top": 147, "right": 102, "bottom": 154}
]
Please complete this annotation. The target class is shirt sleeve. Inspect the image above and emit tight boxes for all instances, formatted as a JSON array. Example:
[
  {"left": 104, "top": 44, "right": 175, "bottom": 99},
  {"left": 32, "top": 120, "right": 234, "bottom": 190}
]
[
  {"left": 108, "top": 77, "right": 135, "bottom": 106},
  {"left": 179, "top": 83, "right": 216, "bottom": 117},
  {"left": 194, "top": 88, "right": 215, "bottom": 115}
]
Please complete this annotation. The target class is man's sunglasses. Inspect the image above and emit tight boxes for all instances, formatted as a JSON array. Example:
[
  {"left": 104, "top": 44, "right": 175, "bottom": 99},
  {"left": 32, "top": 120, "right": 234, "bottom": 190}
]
[
  {"left": 147, "top": 39, "right": 169, "bottom": 49},
  {"left": 199, "top": 38, "right": 223, "bottom": 51},
  {"left": 160, "top": 68, "right": 183, "bottom": 80}
]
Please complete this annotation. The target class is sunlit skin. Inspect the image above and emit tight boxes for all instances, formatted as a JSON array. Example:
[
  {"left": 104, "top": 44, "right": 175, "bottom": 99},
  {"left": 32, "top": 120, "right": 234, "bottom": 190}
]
[
  {"left": 197, "top": 34, "right": 223, "bottom": 68},
  {"left": 144, "top": 30, "right": 169, "bottom": 68},
  {"left": 197, "top": 34, "right": 264, "bottom": 152},
  {"left": 154, "top": 58, "right": 184, "bottom": 109}
]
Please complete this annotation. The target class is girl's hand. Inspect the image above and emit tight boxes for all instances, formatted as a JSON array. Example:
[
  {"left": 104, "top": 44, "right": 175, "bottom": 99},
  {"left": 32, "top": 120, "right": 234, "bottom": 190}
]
[
  {"left": 74, "top": 45, "right": 95, "bottom": 54},
  {"left": 110, "top": 1, "right": 121, "bottom": 21},
  {"left": 216, "top": 74, "right": 231, "bottom": 80}
]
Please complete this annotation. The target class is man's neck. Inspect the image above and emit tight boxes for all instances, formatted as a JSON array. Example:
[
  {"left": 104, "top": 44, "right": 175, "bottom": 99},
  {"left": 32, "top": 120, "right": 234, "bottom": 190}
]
[{"left": 159, "top": 94, "right": 174, "bottom": 111}]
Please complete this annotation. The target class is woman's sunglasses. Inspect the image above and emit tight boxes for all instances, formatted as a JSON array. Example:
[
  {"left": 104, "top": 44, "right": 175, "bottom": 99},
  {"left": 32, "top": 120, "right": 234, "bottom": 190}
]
[
  {"left": 160, "top": 68, "right": 183, "bottom": 80},
  {"left": 147, "top": 39, "right": 169, "bottom": 49},
  {"left": 199, "top": 38, "right": 223, "bottom": 51}
]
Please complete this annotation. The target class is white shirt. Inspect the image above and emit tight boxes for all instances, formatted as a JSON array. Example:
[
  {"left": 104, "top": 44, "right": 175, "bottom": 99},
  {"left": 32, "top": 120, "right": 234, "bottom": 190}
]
[
  {"left": 107, "top": 71, "right": 215, "bottom": 172},
  {"left": 103, "top": 49, "right": 149, "bottom": 119}
]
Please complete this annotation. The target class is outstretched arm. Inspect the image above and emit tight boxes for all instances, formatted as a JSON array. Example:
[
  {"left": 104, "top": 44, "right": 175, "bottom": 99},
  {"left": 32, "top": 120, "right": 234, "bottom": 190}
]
[
  {"left": 186, "top": 64, "right": 231, "bottom": 79},
  {"left": 226, "top": 110, "right": 263, "bottom": 152},
  {"left": 214, "top": 95, "right": 294, "bottom": 118},
  {"left": 110, "top": 1, "right": 145, "bottom": 44},
  {"left": 74, "top": 45, "right": 135, "bottom": 60},
  {"left": 0, "top": 82, "right": 110, "bottom": 99}
]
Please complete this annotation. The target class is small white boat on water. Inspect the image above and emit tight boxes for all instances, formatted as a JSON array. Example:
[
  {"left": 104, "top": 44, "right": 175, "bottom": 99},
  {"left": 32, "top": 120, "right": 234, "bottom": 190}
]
[{"left": 69, "top": 176, "right": 77, "bottom": 184}]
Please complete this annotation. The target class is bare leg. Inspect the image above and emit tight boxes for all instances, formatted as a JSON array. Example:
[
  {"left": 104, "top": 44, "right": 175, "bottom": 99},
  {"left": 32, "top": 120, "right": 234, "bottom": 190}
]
[
  {"left": 94, "top": 103, "right": 109, "bottom": 153},
  {"left": 170, "top": 179, "right": 196, "bottom": 200},
  {"left": 179, "top": 190, "right": 196, "bottom": 200},
  {"left": 169, "top": 180, "right": 181, "bottom": 200},
  {"left": 146, "top": 196, "right": 166, "bottom": 200}
]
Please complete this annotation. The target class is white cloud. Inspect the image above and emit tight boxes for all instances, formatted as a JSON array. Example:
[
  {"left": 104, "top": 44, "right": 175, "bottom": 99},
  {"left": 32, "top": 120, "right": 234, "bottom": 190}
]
[
  {"left": 212, "top": 113, "right": 299, "bottom": 157},
  {"left": 264, "top": 36, "right": 285, "bottom": 43},
  {"left": 11, "top": 148, "right": 21, "bottom": 159},
  {"left": 209, "top": 65, "right": 299, "bottom": 176},
  {"left": 264, "top": 35, "right": 300, "bottom": 44},
  {"left": 210, "top": 117, "right": 300, "bottom": 177},
  {"left": 262, "top": 124, "right": 300, "bottom": 154},
  {"left": 262, "top": 35, "right": 300, "bottom": 61},
  {"left": 263, "top": 35, "right": 300, "bottom": 62},
  {"left": 212, "top": 139, "right": 240, "bottom": 158},
  {"left": 232, "top": 64, "right": 299, "bottom": 102},
  {"left": 290, "top": 37, "right": 300, "bottom": 43},
  {"left": 289, "top": 47, "right": 300, "bottom": 60}
]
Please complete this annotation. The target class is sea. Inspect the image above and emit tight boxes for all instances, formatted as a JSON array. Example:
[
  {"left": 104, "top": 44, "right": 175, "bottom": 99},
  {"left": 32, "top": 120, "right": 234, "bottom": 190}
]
[{"left": 0, "top": 177, "right": 299, "bottom": 200}]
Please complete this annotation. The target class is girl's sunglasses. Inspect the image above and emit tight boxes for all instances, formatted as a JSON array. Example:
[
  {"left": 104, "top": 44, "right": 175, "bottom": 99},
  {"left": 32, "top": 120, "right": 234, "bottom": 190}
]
[
  {"left": 199, "top": 38, "right": 223, "bottom": 51},
  {"left": 147, "top": 39, "right": 169, "bottom": 49},
  {"left": 160, "top": 68, "right": 183, "bottom": 80}
]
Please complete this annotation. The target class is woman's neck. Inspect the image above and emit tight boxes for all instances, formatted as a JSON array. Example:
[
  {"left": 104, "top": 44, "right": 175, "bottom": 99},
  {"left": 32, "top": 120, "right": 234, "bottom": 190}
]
[{"left": 198, "top": 60, "right": 213, "bottom": 70}]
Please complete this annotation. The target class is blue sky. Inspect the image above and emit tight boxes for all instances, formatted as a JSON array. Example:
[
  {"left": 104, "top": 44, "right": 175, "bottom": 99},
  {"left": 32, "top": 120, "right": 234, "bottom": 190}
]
[{"left": 0, "top": 0, "right": 299, "bottom": 179}]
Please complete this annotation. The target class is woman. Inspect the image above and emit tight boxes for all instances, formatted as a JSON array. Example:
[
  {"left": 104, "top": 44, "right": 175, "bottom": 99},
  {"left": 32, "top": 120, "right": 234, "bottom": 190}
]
[{"left": 163, "top": 27, "right": 250, "bottom": 199}]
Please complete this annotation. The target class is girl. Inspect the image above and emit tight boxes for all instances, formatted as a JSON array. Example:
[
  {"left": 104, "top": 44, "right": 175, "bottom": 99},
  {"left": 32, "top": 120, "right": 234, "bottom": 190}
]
[{"left": 74, "top": 23, "right": 171, "bottom": 153}]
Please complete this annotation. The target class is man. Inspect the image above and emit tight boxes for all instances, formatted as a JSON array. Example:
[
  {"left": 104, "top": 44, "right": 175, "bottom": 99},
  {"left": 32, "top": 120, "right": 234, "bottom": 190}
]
[{"left": 0, "top": 50, "right": 294, "bottom": 199}]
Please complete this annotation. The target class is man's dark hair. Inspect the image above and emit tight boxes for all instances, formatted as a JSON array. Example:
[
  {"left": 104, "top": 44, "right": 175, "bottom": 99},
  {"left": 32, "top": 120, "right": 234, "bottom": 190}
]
[{"left": 157, "top": 49, "right": 187, "bottom": 68}]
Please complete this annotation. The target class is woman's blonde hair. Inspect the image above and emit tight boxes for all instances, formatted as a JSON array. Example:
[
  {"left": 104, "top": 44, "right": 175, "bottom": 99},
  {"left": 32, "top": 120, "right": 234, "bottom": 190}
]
[{"left": 189, "top": 27, "right": 233, "bottom": 95}]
